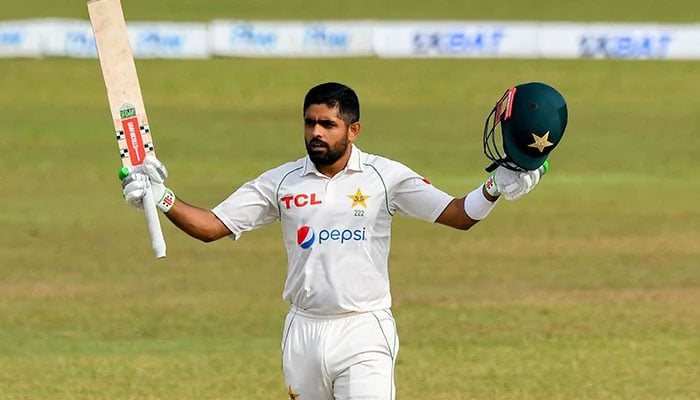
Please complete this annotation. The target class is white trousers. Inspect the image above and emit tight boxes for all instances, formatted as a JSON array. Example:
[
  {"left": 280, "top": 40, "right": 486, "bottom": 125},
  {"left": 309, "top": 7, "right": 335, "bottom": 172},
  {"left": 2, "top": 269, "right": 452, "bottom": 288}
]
[{"left": 281, "top": 306, "right": 399, "bottom": 400}]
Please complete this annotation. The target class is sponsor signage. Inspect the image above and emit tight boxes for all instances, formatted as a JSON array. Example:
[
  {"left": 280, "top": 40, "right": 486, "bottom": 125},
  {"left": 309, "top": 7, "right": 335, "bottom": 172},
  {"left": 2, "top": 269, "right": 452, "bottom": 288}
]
[
  {"left": 129, "top": 22, "right": 209, "bottom": 59},
  {"left": 0, "top": 20, "right": 43, "bottom": 58},
  {"left": 373, "top": 22, "right": 539, "bottom": 58},
  {"left": 4, "top": 19, "right": 700, "bottom": 60},
  {"left": 209, "top": 20, "right": 374, "bottom": 57}
]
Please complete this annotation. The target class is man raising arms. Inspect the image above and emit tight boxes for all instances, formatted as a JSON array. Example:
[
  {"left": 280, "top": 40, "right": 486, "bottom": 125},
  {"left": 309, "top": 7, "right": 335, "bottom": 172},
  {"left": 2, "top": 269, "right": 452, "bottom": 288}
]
[{"left": 122, "top": 81, "right": 567, "bottom": 400}]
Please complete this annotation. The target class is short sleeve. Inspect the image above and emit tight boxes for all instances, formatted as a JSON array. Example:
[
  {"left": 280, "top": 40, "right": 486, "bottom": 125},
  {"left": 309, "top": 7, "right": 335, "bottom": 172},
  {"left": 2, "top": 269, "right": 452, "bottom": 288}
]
[
  {"left": 391, "top": 176, "right": 454, "bottom": 222},
  {"left": 211, "top": 175, "right": 280, "bottom": 240}
]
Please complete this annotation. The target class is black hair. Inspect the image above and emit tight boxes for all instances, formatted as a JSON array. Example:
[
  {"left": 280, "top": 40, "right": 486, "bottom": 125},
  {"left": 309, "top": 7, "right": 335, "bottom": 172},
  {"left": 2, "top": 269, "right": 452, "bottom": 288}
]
[{"left": 303, "top": 82, "right": 360, "bottom": 124}]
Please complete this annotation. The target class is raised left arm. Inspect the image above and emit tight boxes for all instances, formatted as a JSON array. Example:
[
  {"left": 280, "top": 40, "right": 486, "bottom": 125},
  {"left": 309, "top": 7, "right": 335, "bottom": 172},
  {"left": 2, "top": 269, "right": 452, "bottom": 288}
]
[
  {"left": 435, "top": 185, "right": 499, "bottom": 230},
  {"left": 435, "top": 164, "right": 546, "bottom": 230}
]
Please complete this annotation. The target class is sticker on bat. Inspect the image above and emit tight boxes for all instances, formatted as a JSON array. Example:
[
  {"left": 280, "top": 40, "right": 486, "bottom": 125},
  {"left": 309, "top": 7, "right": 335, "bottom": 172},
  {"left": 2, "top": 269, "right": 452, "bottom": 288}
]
[
  {"left": 120, "top": 105, "right": 137, "bottom": 119},
  {"left": 119, "top": 103, "right": 146, "bottom": 165}
]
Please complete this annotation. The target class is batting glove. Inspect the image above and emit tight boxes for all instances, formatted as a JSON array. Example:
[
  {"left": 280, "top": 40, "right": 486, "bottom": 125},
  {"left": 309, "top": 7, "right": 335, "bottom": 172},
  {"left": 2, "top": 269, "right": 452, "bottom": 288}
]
[
  {"left": 119, "top": 155, "right": 176, "bottom": 212},
  {"left": 483, "top": 163, "right": 546, "bottom": 201}
]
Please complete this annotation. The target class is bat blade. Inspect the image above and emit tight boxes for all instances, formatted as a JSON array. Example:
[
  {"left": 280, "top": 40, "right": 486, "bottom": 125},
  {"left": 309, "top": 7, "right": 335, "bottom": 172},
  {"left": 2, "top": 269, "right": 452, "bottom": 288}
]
[{"left": 88, "top": 0, "right": 166, "bottom": 258}]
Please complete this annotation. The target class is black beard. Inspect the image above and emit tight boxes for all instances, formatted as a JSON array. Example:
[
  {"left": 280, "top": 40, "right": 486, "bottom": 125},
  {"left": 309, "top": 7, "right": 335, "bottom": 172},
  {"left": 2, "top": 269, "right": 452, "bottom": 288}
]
[{"left": 306, "top": 136, "right": 349, "bottom": 166}]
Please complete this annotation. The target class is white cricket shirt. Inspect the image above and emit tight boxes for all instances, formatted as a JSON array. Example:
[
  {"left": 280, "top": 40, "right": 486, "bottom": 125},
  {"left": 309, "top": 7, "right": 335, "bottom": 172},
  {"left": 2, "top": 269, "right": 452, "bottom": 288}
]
[{"left": 212, "top": 145, "right": 454, "bottom": 314}]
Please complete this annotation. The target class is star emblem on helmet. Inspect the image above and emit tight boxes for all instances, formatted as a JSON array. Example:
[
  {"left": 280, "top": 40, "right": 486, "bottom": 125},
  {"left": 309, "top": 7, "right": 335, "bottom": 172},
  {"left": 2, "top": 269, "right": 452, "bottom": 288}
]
[{"left": 527, "top": 131, "right": 554, "bottom": 153}]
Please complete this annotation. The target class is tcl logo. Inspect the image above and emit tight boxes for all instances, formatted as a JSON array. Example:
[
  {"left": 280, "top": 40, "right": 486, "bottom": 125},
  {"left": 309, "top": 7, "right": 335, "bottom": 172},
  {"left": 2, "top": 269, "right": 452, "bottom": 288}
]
[{"left": 280, "top": 193, "right": 322, "bottom": 209}]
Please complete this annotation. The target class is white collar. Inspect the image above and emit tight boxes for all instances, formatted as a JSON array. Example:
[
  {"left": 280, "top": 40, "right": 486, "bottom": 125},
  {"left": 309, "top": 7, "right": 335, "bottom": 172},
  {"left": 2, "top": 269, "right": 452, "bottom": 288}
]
[{"left": 301, "top": 144, "right": 364, "bottom": 176}]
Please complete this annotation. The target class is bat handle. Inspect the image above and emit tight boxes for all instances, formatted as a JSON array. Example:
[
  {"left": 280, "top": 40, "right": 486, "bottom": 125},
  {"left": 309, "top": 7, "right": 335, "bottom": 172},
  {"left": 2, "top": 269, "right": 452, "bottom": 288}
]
[{"left": 142, "top": 184, "right": 167, "bottom": 258}]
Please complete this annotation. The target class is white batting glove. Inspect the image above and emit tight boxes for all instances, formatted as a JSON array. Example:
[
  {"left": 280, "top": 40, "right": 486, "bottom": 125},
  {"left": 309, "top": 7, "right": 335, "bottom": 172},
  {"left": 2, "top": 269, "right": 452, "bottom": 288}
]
[
  {"left": 119, "top": 155, "right": 176, "bottom": 212},
  {"left": 484, "top": 165, "right": 543, "bottom": 201},
  {"left": 141, "top": 155, "right": 168, "bottom": 185}
]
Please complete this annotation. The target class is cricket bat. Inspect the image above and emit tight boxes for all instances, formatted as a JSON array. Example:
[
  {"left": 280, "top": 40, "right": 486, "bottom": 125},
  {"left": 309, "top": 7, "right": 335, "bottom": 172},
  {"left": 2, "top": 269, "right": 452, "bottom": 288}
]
[{"left": 88, "top": 0, "right": 166, "bottom": 258}]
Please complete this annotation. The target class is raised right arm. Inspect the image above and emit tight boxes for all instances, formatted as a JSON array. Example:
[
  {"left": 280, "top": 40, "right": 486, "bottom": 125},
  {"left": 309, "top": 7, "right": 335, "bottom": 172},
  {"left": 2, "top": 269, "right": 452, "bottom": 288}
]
[{"left": 164, "top": 199, "right": 231, "bottom": 243}]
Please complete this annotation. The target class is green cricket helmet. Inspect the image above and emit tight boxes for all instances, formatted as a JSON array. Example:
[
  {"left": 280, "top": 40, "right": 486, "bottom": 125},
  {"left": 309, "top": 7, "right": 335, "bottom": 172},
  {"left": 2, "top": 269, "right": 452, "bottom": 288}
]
[{"left": 483, "top": 82, "right": 568, "bottom": 171}]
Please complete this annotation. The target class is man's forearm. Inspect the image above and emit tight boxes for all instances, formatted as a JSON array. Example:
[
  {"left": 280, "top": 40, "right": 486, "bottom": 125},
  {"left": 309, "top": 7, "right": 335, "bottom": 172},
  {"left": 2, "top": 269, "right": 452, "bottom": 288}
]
[{"left": 164, "top": 199, "right": 231, "bottom": 242}]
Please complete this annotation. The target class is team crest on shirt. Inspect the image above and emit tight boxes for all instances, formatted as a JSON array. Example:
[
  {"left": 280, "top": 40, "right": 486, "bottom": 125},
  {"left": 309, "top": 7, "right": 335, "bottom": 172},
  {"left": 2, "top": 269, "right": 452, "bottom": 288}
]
[
  {"left": 287, "top": 386, "right": 300, "bottom": 399},
  {"left": 347, "top": 188, "right": 371, "bottom": 208},
  {"left": 347, "top": 188, "right": 371, "bottom": 217}
]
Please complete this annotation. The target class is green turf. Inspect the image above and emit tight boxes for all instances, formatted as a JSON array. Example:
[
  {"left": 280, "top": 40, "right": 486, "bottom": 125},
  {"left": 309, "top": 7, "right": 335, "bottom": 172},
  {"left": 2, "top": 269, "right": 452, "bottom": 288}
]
[
  {"left": 1, "top": 2, "right": 699, "bottom": 399},
  {"left": 3, "top": 0, "right": 700, "bottom": 22}
]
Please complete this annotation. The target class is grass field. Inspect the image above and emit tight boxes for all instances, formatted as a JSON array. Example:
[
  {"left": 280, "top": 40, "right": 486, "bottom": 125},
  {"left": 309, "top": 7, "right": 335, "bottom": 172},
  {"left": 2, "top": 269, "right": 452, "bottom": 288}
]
[
  {"left": 1, "top": 1, "right": 699, "bottom": 399},
  {"left": 4, "top": 0, "right": 700, "bottom": 22}
]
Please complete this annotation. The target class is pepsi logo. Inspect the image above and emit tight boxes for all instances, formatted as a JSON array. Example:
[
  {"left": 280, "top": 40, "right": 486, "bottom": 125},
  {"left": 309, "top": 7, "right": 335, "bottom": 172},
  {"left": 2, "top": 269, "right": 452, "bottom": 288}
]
[
  {"left": 296, "top": 225, "right": 368, "bottom": 249},
  {"left": 297, "top": 226, "right": 315, "bottom": 249}
]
